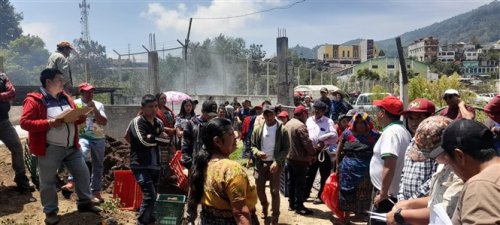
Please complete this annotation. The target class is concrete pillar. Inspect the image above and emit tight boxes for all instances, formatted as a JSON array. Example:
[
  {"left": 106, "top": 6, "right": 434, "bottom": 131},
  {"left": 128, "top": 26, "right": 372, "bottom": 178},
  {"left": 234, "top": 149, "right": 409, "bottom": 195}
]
[
  {"left": 148, "top": 51, "right": 159, "bottom": 94},
  {"left": 277, "top": 36, "right": 291, "bottom": 106}
]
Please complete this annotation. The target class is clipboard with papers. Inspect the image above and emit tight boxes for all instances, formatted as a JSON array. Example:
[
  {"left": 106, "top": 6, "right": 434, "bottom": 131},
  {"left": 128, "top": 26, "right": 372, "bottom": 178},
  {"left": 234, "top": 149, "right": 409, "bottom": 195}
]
[{"left": 55, "top": 107, "right": 94, "bottom": 123}]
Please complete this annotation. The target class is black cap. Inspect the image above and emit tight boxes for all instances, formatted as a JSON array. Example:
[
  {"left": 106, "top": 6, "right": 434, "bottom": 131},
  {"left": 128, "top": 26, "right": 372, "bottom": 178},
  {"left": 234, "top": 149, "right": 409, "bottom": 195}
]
[
  {"left": 202, "top": 100, "right": 218, "bottom": 117},
  {"left": 339, "top": 109, "right": 357, "bottom": 121},
  {"left": 263, "top": 105, "right": 276, "bottom": 113},
  {"left": 313, "top": 100, "right": 327, "bottom": 109},
  {"left": 440, "top": 119, "right": 495, "bottom": 158}
]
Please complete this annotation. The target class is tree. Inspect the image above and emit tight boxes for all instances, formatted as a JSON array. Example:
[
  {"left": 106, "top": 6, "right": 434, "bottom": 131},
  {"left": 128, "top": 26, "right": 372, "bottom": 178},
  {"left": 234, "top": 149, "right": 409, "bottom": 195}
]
[
  {"left": 0, "top": 0, "right": 23, "bottom": 48},
  {"left": 248, "top": 43, "right": 266, "bottom": 94},
  {"left": 370, "top": 85, "right": 388, "bottom": 101},
  {"left": 2, "top": 35, "right": 49, "bottom": 85},
  {"left": 408, "top": 73, "right": 474, "bottom": 108},
  {"left": 357, "top": 68, "right": 380, "bottom": 80},
  {"left": 71, "top": 39, "right": 111, "bottom": 84}
]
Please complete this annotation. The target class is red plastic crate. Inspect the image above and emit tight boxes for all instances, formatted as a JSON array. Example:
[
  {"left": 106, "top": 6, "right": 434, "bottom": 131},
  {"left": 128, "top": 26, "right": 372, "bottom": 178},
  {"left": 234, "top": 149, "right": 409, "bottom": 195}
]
[
  {"left": 113, "top": 170, "right": 143, "bottom": 211},
  {"left": 169, "top": 151, "right": 188, "bottom": 191}
]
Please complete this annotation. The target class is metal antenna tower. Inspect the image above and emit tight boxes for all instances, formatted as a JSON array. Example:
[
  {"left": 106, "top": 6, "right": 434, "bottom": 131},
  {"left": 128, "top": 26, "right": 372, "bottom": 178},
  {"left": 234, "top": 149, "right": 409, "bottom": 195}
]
[{"left": 79, "top": 0, "right": 90, "bottom": 42}]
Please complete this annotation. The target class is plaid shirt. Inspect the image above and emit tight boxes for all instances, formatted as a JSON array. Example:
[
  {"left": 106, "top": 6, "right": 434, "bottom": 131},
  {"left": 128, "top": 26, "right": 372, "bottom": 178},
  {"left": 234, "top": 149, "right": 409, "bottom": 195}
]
[{"left": 398, "top": 139, "right": 438, "bottom": 201}]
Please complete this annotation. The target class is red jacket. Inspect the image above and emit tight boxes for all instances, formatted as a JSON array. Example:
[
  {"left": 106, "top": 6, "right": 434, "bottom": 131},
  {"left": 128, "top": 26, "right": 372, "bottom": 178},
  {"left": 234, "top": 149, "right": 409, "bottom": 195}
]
[{"left": 20, "top": 91, "right": 83, "bottom": 156}]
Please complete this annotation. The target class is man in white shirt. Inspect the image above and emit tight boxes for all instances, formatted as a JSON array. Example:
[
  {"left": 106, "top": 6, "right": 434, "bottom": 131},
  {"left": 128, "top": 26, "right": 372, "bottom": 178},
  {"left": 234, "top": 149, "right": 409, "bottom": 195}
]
[
  {"left": 62, "top": 82, "right": 108, "bottom": 203},
  {"left": 369, "top": 96, "right": 411, "bottom": 225},
  {"left": 304, "top": 100, "right": 337, "bottom": 204},
  {"left": 251, "top": 105, "right": 289, "bottom": 225}
]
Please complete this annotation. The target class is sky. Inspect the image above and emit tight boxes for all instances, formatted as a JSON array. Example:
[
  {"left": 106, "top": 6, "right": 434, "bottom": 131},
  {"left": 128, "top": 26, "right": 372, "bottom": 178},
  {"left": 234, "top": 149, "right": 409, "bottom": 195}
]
[{"left": 11, "top": 0, "right": 494, "bottom": 59}]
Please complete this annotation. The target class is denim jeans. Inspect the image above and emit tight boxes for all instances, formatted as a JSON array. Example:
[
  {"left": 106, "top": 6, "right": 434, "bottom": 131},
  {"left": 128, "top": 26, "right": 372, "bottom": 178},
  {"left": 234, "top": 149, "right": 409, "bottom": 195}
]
[
  {"left": 0, "top": 119, "right": 29, "bottom": 185},
  {"left": 80, "top": 138, "right": 105, "bottom": 193},
  {"left": 38, "top": 144, "right": 92, "bottom": 213},
  {"left": 132, "top": 168, "right": 160, "bottom": 225}
]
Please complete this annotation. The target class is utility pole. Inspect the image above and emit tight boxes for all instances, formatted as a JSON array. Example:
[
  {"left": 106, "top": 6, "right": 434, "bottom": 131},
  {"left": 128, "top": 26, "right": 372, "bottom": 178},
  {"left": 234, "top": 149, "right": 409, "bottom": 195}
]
[
  {"left": 178, "top": 18, "right": 193, "bottom": 93},
  {"left": 396, "top": 37, "right": 409, "bottom": 108}
]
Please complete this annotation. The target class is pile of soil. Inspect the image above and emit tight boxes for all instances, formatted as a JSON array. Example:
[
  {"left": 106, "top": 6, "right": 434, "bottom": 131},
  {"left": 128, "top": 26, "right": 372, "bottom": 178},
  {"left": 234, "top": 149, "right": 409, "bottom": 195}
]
[
  {"left": 102, "top": 136, "right": 131, "bottom": 193},
  {"left": 101, "top": 136, "right": 186, "bottom": 195}
]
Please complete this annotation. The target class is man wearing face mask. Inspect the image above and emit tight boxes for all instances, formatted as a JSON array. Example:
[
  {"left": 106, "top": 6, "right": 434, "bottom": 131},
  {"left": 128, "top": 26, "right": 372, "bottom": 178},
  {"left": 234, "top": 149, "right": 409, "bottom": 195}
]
[{"left": 440, "top": 89, "right": 475, "bottom": 120}]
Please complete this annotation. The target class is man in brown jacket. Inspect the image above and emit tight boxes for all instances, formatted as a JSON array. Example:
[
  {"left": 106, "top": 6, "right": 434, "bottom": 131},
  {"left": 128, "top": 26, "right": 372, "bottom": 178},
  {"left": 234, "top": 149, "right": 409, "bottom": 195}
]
[{"left": 285, "top": 105, "right": 316, "bottom": 215}]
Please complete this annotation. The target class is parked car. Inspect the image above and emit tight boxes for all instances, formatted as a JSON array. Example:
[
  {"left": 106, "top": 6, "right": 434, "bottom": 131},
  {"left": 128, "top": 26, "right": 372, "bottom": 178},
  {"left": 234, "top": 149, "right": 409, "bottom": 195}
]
[{"left": 352, "top": 92, "right": 392, "bottom": 114}]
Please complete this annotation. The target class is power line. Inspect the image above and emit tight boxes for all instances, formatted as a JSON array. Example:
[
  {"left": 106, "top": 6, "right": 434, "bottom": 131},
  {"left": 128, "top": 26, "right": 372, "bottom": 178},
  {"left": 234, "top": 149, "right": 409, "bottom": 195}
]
[{"left": 192, "top": 0, "right": 306, "bottom": 20}]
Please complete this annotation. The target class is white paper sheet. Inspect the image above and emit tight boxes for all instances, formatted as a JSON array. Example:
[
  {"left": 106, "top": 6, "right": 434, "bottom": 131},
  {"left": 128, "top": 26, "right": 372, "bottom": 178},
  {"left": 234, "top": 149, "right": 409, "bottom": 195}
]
[
  {"left": 430, "top": 205, "right": 453, "bottom": 225},
  {"left": 367, "top": 211, "right": 387, "bottom": 222}
]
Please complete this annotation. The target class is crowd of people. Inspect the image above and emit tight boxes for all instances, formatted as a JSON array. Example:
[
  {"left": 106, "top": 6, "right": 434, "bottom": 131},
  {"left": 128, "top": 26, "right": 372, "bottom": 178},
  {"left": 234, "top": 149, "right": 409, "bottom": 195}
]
[{"left": 0, "top": 41, "right": 498, "bottom": 225}]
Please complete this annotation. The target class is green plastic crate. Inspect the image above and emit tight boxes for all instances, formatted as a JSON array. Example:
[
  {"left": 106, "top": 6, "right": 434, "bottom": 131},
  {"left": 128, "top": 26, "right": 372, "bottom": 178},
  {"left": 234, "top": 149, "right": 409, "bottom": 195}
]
[{"left": 155, "top": 194, "right": 186, "bottom": 225}]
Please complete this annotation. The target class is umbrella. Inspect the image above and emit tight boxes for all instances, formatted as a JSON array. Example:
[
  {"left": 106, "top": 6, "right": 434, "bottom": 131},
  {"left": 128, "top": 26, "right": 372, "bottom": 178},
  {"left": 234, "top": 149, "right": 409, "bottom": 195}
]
[{"left": 164, "top": 91, "right": 191, "bottom": 104}]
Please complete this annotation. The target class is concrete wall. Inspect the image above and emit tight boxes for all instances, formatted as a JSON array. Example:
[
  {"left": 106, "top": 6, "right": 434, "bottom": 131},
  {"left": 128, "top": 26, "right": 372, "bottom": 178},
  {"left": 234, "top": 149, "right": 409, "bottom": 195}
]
[
  {"left": 10, "top": 105, "right": 141, "bottom": 141},
  {"left": 8, "top": 94, "right": 280, "bottom": 141}
]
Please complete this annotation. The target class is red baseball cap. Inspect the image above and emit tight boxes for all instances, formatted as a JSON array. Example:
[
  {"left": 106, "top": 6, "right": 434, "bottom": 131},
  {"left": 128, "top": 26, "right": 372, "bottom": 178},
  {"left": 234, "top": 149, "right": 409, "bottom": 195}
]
[
  {"left": 78, "top": 82, "right": 95, "bottom": 92},
  {"left": 402, "top": 98, "right": 436, "bottom": 116},
  {"left": 373, "top": 96, "right": 404, "bottom": 116},
  {"left": 293, "top": 105, "right": 308, "bottom": 115},
  {"left": 277, "top": 111, "right": 289, "bottom": 118}
]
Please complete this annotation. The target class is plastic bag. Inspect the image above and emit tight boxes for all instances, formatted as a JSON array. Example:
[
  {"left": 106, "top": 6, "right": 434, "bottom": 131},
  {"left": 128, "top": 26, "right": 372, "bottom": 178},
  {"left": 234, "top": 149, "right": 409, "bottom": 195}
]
[{"left": 321, "top": 172, "right": 345, "bottom": 221}]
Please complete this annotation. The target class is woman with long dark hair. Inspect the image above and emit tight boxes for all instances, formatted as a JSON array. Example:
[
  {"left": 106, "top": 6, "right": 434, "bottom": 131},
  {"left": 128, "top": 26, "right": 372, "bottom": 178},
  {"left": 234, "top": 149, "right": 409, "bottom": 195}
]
[
  {"left": 335, "top": 112, "right": 380, "bottom": 223},
  {"left": 175, "top": 99, "right": 196, "bottom": 138},
  {"left": 155, "top": 93, "right": 176, "bottom": 136},
  {"left": 187, "top": 118, "right": 258, "bottom": 225}
]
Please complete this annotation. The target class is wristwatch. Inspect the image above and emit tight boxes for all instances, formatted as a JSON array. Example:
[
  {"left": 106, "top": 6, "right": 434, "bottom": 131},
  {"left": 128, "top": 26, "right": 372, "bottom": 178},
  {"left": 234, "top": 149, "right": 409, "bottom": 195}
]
[{"left": 394, "top": 208, "right": 405, "bottom": 224}]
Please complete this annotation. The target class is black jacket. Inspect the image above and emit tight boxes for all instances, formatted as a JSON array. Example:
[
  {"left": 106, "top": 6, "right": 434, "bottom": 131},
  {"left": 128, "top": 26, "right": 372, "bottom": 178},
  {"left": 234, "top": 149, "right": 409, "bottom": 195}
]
[
  {"left": 181, "top": 116, "right": 209, "bottom": 168},
  {"left": 127, "top": 115, "right": 164, "bottom": 168}
]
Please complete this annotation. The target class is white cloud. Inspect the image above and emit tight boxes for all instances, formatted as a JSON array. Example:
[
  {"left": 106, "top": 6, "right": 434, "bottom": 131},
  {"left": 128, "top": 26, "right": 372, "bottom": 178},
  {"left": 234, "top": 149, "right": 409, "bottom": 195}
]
[
  {"left": 141, "top": 0, "right": 283, "bottom": 38},
  {"left": 21, "top": 22, "right": 57, "bottom": 49},
  {"left": 22, "top": 22, "right": 55, "bottom": 42}
]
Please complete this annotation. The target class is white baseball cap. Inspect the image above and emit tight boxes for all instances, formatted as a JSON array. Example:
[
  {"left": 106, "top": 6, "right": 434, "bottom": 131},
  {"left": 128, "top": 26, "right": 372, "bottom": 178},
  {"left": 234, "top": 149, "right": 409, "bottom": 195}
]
[{"left": 443, "top": 89, "right": 459, "bottom": 96}]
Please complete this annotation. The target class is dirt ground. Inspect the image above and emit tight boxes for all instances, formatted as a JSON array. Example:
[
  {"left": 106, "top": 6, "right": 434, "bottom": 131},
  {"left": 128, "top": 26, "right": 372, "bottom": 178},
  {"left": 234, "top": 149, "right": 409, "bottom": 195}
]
[{"left": 0, "top": 141, "right": 366, "bottom": 225}]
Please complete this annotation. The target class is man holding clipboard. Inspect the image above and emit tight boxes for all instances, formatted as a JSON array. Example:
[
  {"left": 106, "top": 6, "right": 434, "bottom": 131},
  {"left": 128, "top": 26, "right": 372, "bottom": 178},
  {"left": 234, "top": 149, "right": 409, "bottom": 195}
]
[{"left": 20, "top": 68, "right": 101, "bottom": 225}]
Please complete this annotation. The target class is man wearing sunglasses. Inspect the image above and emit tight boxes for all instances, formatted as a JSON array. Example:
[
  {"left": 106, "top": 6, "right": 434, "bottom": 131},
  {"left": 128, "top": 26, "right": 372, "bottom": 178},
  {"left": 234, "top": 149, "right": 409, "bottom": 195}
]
[{"left": 439, "top": 89, "right": 475, "bottom": 120}]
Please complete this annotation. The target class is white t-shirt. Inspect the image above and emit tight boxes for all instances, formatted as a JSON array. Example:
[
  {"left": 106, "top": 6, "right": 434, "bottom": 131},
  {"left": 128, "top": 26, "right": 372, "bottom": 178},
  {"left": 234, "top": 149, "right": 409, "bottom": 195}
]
[
  {"left": 261, "top": 122, "right": 278, "bottom": 161},
  {"left": 370, "top": 121, "right": 411, "bottom": 196},
  {"left": 74, "top": 98, "right": 107, "bottom": 139}
]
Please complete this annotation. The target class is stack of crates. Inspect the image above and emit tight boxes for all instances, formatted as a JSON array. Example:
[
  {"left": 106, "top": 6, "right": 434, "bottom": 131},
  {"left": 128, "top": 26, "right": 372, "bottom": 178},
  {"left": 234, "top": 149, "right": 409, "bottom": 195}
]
[{"left": 279, "top": 163, "right": 289, "bottom": 197}]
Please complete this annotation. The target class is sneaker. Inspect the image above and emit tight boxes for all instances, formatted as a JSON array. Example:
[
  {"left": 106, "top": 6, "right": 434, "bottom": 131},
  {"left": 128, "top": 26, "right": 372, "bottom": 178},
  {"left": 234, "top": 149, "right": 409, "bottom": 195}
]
[
  {"left": 92, "top": 192, "right": 105, "bottom": 204},
  {"left": 78, "top": 204, "right": 102, "bottom": 214},
  {"left": 44, "top": 213, "right": 60, "bottom": 225},
  {"left": 295, "top": 207, "right": 314, "bottom": 215},
  {"left": 313, "top": 198, "right": 323, "bottom": 205}
]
